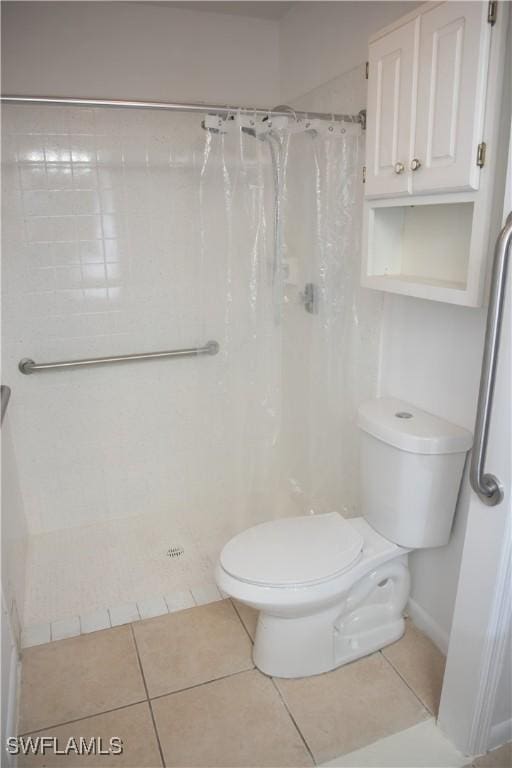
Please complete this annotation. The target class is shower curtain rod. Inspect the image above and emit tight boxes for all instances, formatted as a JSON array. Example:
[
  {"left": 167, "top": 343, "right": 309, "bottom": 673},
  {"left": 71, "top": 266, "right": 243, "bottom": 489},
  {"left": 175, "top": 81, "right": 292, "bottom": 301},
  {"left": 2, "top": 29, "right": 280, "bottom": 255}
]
[{"left": 0, "top": 95, "right": 366, "bottom": 127}]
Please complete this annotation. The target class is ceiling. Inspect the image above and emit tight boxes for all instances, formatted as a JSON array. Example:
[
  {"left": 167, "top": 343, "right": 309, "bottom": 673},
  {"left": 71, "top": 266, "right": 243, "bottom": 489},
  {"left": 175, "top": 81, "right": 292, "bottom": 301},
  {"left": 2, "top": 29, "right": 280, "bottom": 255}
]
[{"left": 162, "top": 2, "right": 297, "bottom": 20}]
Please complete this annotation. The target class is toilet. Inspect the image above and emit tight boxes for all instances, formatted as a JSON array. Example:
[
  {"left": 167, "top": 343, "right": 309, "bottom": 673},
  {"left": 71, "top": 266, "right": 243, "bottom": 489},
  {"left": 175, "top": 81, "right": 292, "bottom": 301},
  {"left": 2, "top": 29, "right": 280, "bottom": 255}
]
[{"left": 215, "top": 397, "right": 473, "bottom": 678}]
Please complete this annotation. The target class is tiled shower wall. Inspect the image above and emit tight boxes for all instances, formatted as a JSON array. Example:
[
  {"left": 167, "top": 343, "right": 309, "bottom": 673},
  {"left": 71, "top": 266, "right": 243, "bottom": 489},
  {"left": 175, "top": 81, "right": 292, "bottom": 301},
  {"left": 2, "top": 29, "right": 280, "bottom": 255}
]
[
  {"left": 3, "top": 105, "right": 216, "bottom": 536},
  {"left": 2, "top": 105, "right": 282, "bottom": 627}
]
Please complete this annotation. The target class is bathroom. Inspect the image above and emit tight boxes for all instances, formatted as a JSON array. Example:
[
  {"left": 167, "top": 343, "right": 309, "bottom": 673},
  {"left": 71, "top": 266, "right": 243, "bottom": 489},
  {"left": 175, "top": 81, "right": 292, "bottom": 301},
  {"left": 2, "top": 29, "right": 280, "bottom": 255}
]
[{"left": 1, "top": 0, "right": 511, "bottom": 765}]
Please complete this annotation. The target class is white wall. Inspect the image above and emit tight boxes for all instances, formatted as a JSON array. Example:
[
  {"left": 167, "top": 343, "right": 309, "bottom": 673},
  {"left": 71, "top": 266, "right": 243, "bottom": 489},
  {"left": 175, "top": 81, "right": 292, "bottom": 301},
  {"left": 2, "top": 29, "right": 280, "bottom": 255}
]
[
  {"left": 378, "top": 297, "right": 486, "bottom": 650},
  {"left": 1, "top": 1, "right": 280, "bottom": 106},
  {"left": 279, "top": 1, "right": 419, "bottom": 103}
]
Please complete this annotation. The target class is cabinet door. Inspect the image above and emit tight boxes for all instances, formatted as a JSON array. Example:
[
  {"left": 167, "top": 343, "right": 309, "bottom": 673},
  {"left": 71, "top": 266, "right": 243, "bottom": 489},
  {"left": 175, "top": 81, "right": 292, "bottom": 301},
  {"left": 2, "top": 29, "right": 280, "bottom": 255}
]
[
  {"left": 412, "top": 1, "right": 490, "bottom": 193},
  {"left": 365, "top": 19, "right": 418, "bottom": 198}
]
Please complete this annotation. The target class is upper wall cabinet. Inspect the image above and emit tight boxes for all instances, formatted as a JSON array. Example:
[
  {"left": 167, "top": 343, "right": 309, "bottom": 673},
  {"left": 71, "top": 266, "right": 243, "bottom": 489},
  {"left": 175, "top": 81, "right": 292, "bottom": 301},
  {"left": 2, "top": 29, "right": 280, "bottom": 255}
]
[
  {"left": 366, "top": 1, "right": 491, "bottom": 198},
  {"left": 362, "top": 1, "right": 509, "bottom": 307},
  {"left": 413, "top": 2, "right": 490, "bottom": 193},
  {"left": 365, "top": 18, "right": 418, "bottom": 197}
]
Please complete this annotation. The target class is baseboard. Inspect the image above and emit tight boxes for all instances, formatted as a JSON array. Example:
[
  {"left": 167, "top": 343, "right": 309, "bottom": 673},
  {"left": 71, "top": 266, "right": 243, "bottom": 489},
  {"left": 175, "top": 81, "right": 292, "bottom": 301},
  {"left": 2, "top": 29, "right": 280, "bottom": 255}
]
[
  {"left": 407, "top": 598, "right": 450, "bottom": 655},
  {"left": 488, "top": 718, "right": 512, "bottom": 752}
]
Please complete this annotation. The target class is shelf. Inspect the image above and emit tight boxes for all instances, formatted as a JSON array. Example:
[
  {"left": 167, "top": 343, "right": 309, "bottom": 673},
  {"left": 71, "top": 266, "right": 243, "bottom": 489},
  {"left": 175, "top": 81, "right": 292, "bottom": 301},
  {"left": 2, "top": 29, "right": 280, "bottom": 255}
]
[{"left": 362, "top": 200, "right": 478, "bottom": 304}]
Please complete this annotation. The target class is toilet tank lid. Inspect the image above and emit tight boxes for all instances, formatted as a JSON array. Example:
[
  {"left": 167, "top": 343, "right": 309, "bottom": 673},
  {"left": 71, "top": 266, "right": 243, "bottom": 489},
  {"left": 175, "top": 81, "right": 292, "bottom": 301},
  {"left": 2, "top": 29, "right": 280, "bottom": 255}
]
[{"left": 358, "top": 398, "right": 473, "bottom": 455}]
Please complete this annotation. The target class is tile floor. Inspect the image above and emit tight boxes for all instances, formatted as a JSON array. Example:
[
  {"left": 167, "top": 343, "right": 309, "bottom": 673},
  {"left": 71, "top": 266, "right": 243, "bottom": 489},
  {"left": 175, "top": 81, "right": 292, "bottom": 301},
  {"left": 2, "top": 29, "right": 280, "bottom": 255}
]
[{"left": 18, "top": 599, "right": 448, "bottom": 767}]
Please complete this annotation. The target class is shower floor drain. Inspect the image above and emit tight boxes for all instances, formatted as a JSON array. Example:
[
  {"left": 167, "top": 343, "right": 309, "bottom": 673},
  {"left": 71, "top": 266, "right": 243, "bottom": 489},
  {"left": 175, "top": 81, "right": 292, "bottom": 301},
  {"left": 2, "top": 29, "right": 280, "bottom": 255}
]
[{"left": 166, "top": 545, "right": 185, "bottom": 559}]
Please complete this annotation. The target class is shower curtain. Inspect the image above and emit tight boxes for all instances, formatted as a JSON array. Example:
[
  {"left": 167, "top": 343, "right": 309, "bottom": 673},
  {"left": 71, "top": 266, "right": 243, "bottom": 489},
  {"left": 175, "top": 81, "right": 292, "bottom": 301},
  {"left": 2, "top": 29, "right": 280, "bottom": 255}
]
[
  {"left": 190, "top": 112, "right": 366, "bottom": 559},
  {"left": 281, "top": 119, "right": 369, "bottom": 519}
]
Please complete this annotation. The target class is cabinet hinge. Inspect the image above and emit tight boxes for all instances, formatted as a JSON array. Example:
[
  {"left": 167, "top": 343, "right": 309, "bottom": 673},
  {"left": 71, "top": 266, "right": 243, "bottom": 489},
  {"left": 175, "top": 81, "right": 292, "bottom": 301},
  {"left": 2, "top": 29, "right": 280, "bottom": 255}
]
[
  {"left": 362, "top": 166, "right": 367, "bottom": 183},
  {"left": 488, "top": 1, "right": 497, "bottom": 25},
  {"left": 477, "top": 142, "right": 487, "bottom": 168},
  {"left": 365, "top": 61, "right": 369, "bottom": 80}
]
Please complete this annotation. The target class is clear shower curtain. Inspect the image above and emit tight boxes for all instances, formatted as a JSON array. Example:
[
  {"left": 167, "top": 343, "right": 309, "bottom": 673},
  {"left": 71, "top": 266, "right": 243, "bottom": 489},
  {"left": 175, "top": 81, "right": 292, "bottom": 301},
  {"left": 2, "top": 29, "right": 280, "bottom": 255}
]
[
  {"left": 192, "top": 113, "right": 369, "bottom": 561},
  {"left": 190, "top": 115, "right": 289, "bottom": 556},
  {"left": 281, "top": 119, "right": 372, "bottom": 521}
]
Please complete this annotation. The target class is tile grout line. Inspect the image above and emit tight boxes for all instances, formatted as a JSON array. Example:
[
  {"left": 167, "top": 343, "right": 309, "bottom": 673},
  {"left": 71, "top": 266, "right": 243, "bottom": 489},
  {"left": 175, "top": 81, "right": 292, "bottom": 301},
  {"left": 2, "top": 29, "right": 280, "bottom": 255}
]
[
  {"left": 229, "top": 601, "right": 317, "bottom": 764},
  {"left": 148, "top": 665, "right": 256, "bottom": 703},
  {"left": 129, "top": 623, "right": 166, "bottom": 768},
  {"left": 229, "top": 599, "right": 255, "bottom": 645},
  {"left": 18, "top": 699, "right": 148, "bottom": 737},
  {"left": 379, "top": 650, "right": 435, "bottom": 717},
  {"left": 270, "top": 678, "right": 317, "bottom": 766}
]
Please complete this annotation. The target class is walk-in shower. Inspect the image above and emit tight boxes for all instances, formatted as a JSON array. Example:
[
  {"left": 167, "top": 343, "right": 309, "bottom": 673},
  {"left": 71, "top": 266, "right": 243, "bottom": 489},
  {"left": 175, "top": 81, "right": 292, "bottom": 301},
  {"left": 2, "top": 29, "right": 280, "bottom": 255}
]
[{"left": 1, "top": 91, "right": 379, "bottom": 640}]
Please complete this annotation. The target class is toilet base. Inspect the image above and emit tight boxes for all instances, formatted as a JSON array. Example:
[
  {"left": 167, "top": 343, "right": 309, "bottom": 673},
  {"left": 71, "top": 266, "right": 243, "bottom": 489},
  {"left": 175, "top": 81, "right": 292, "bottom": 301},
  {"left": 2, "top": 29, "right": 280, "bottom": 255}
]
[{"left": 253, "top": 559, "right": 410, "bottom": 678}]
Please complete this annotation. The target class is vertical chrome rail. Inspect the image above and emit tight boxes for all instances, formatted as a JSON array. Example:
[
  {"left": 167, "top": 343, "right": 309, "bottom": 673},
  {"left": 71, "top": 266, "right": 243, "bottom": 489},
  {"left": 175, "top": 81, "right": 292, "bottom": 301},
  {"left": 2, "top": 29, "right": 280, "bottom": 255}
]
[
  {"left": 1, "top": 385, "right": 11, "bottom": 426},
  {"left": 470, "top": 211, "right": 512, "bottom": 506}
]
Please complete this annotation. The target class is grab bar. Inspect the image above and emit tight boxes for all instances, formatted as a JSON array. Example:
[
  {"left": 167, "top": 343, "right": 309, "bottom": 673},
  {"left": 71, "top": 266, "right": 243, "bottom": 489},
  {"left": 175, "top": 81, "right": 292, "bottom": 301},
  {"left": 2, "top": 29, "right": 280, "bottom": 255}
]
[
  {"left": 1, "top": 385, "right": 11, "bottom": 425},
  {"left": 18, "top": 340, "right": 220, "bottom": 375},
  {"left": 470, "top": 211, "right": 512, "bottom": 506}
]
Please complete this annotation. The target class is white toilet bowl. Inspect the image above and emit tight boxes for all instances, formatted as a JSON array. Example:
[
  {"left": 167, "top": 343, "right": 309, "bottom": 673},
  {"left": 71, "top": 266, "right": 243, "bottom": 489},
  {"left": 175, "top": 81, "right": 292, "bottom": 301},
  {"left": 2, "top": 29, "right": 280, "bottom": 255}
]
[
  {"left": 216, "top": 397, "right": 472, "bottom": 678},
  {"left": 216, "top": 514, "right": 411, "bottom": 678}
]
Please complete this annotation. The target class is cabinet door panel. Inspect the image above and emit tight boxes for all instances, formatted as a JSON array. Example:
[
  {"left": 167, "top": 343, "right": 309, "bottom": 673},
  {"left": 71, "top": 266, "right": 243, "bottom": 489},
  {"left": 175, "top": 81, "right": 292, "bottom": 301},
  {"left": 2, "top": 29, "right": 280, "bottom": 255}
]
[
  {"left": 365, "top": 19, "right": 418, "bottom": 197},
  {"left": 413, "top": 1, "right": 490, "bottom": 193}
]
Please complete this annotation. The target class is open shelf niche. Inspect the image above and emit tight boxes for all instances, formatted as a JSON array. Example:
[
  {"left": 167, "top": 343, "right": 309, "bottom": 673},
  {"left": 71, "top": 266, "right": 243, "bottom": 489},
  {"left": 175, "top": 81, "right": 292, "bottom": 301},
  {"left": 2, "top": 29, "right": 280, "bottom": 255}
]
[{"left": 362, "top": 199, "right": 479, "bottom": 305}]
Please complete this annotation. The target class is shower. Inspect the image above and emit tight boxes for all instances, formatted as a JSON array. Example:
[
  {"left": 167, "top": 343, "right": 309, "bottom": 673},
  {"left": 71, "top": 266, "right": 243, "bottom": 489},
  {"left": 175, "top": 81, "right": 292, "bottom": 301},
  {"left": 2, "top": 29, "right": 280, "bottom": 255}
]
[{"left": 1, "top": 92, "right": 370, "bottom": 636}]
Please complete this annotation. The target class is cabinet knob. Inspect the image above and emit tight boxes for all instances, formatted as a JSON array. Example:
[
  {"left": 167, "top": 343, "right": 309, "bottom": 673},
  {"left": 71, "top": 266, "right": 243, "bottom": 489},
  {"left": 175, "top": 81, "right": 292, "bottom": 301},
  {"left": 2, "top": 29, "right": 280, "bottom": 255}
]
[
  {"left": 394, "top": 162, "right": 405, "bottom": 175},
  {"left": 410, "top": 158, "right": 422, "bottom": 171}
]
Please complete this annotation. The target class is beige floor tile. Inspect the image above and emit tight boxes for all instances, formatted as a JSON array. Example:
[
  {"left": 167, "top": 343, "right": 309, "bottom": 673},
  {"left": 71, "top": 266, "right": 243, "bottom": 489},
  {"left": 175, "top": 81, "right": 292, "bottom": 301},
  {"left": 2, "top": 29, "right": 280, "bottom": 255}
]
[
  {"left": 382, "top": 619, "right": 446, "bottom": 715},
  {"left": 473, "top": 742, "right": 512, "bottom": 767},
  {"left": 19, "top": 626, "right": 146, "bottom": 734},
  {"left": 152, "top": 669, "right": 313, "bottom": 767},
  {"left": 133, "top": 599, "right": 254, "bottom": 698},
  {"left": 275, "top": 652, "right": 429, "bottom": 764},
  {"left": 231, "top": 599, "right": 258, "bottom": 641},
  {"left": 17, "top": 702, "right": 162, "bottom": 767}
]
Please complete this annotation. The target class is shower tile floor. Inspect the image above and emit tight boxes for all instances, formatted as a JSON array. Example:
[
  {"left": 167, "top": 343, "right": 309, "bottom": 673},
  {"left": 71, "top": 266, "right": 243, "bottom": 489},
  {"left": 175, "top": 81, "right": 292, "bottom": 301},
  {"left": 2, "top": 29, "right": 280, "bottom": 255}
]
[
  {"left": 22, "top": 510, "right": 219, "bottom": 628},
  {"left": 17, "top": 600, "right": 456, "bottom": 767}
]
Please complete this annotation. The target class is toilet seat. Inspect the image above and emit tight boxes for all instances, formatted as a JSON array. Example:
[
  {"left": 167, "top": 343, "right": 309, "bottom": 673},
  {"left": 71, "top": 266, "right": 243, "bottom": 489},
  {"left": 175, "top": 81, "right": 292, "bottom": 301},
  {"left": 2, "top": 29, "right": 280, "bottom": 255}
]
[{"left": 220, "top": 512, "right": 363, "bottom": 588}]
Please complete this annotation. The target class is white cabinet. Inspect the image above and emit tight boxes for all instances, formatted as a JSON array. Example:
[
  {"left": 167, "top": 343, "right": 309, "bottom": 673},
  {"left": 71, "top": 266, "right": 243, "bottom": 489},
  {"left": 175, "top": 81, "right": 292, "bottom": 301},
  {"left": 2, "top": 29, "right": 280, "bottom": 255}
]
[
  {"left": 413, "top": 1, "right": 490, "bottom": 193},
  {"left": 366, "top": 1, "right": 491, "bottom": 198},
  {"left": 362, "top": 1, "right": 508, "bottom": 307},
  {"left": 365, "top": 19, "right": 418, "bottom": 197}
]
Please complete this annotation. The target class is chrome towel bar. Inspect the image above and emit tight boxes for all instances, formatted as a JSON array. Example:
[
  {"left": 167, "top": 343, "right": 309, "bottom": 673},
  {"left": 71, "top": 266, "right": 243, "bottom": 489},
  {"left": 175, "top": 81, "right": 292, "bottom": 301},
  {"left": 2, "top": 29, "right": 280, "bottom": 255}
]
[
  {"left": 19, "top": 340, "right": 220, "bottom": 375},
  {"left": 470, "top": 211, "right": 512, "bottom": 506}
]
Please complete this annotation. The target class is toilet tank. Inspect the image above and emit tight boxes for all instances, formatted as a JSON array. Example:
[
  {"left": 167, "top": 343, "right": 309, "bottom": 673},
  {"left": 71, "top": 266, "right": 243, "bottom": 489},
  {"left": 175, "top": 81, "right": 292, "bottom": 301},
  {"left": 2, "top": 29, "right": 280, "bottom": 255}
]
[{"left": 358, "top": 398, "right": 473, "bottom": 548}]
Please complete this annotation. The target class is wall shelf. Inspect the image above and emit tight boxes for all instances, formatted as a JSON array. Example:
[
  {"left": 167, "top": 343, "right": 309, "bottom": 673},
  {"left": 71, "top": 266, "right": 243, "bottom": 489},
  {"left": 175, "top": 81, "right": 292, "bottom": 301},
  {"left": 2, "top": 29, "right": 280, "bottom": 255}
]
[{"left": 362, "top": 195, "right": 486, "bottom": 306}]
